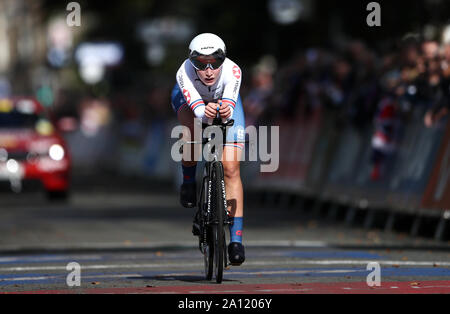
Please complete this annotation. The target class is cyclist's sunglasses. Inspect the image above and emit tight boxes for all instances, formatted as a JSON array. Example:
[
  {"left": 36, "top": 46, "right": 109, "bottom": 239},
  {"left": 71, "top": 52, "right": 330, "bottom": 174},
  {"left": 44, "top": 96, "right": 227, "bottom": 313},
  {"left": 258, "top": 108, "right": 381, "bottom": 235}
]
[{"left": 189, "top": 50, "right": 225, "bottom": 71}]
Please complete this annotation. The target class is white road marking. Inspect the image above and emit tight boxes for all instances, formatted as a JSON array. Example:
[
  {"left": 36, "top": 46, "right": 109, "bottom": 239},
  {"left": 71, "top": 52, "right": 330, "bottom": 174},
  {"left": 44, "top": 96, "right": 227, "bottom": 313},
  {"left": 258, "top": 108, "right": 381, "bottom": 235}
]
[
  {"left": 0, "top": 258, "right": 19, "bottom": 263},
  {"left": 0, "top": 259, "right": 449, "bottom": 272},
  {"left": 0, "top": 273, "right": 143, "bottom": 282},
  {"left": 0, "top": 255, "right": 102, "bottom": 263},
  {"left": 0, "top": 263, "right": 201, "bottom": 272}
]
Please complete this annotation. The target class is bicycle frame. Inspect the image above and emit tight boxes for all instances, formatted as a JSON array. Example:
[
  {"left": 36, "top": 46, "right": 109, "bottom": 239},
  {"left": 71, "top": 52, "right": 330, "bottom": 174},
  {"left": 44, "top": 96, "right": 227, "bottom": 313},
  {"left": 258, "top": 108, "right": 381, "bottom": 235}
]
[
  {"left": 199, "top": 119, "right": 232, "bottom": 249},
  {"left": 180, "top": 118, "right": 247, "bottom": 282}
]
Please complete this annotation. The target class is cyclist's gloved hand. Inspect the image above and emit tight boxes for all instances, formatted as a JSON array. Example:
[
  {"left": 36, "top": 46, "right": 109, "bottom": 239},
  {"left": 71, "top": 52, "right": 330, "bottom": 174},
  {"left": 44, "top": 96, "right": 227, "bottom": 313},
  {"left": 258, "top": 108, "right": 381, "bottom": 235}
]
[
  {"left": 205, "top": 101, "right": 231, "bottom": 124},
  {"left": 218, "top": 100, "right": 232, "bottom": 120},
  {"left": 205, "top": 102, "right": 220, "bottom": 119}
]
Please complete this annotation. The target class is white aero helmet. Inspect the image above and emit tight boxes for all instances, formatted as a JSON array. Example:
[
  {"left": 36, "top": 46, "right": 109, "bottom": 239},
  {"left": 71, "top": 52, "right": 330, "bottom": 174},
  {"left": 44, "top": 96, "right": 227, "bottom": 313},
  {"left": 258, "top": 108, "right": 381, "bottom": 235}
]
[{"left": 188, "top": 33, "right": 226, "bottom": 70}]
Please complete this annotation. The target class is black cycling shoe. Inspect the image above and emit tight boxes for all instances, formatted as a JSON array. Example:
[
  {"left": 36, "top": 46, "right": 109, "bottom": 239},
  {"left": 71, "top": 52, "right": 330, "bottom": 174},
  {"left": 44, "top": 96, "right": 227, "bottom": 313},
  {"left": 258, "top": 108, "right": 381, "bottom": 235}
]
[
  {"left": 228, "top": 242, "right": 245, "bottom": 266},
  {"left": 180, "top": 182, "right": 197, "bottom": 208}
]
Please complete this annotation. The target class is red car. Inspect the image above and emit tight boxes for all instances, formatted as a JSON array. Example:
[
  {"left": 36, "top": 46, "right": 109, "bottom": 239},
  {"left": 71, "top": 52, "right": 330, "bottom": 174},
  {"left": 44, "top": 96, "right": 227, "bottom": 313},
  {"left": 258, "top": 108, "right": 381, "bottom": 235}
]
[{"left": 0, "top": 97, "right": 71, "bottom": 199}]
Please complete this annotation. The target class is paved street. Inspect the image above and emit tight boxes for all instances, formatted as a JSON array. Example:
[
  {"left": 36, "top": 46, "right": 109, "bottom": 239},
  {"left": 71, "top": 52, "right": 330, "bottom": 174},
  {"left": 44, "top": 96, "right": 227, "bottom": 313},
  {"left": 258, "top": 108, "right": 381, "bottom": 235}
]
[{"left": 0, "top": 178, "right": 449, "bottom": 294}]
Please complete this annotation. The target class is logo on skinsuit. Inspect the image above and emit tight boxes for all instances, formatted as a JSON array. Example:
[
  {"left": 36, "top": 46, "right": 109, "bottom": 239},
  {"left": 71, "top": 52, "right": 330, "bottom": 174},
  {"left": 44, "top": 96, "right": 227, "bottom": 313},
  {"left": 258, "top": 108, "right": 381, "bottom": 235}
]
[
  {"left": 232, "top": 66, "right": 241, "bottom": 79},
  {"left": 236, "top": 230, "right": 242, "bottom": 236},
  {"left": 183, "top": 89, "right": 191, "bottom": 104}
]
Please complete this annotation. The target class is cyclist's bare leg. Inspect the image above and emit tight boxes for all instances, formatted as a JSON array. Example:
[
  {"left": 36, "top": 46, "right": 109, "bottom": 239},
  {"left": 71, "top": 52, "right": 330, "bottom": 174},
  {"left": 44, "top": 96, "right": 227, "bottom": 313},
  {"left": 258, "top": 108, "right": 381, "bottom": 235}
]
[
  {"left": 222, "top": 146, "right": 243, "bottom": 218},
  {"left": 222, "top": 146, "right": 245, "bottom": 264}
]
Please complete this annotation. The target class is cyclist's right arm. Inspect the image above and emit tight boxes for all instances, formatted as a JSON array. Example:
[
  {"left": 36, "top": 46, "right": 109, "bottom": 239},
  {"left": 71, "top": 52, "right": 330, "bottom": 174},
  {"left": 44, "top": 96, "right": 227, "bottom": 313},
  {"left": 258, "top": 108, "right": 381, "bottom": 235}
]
[{"left": 176, "top": 61, "right": 206, "bottom": 120}]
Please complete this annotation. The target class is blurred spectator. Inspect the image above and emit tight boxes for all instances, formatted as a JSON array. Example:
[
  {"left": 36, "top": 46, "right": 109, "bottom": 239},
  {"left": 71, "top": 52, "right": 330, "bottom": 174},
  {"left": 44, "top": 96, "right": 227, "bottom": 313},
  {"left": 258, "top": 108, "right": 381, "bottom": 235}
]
[
  {"left": 0, "top": 77, "right": 11, "bottom": 98},
  {"left": 244, "top": 56, "right": 276, "bottom": 127},
  {"left": 370, "top": 96, "right": 400, "bottom": 180},
  {"left": 79, "top": 97, "right": 112, "bottom": 137},
  {"left": 422, "top": 40, "right": 440, "bottom": 60},
  {"left": 424, "top": 42, "right": 450, "bottom": 127},
  {"left": 252, "top": 29, "right": 450, "bottom": 180}
]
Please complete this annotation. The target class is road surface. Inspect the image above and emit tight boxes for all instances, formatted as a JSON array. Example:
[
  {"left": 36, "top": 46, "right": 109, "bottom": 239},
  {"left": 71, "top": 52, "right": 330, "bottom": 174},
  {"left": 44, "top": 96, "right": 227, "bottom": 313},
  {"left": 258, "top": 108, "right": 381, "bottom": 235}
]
[{"left": 0, "top": 177, "right": 449, "bottom": 294}]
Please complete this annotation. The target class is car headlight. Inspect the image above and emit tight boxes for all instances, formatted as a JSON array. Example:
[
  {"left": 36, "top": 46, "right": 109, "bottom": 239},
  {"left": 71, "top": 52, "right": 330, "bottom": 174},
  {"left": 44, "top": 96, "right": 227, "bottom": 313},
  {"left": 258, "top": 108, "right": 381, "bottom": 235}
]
[
  {"left": 49, "top": 144, "right": 65, "bottom": 161},
  {"left": 6, "top": 159, "right": 19, "bottom": 173}
]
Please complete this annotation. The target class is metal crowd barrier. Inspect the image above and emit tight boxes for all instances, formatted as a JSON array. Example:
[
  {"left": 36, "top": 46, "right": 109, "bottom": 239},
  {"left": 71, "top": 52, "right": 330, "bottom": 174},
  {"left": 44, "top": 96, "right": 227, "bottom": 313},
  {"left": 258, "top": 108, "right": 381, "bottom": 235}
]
[{"left": 245, "top": 103, "right": 450, "bottom": 240}]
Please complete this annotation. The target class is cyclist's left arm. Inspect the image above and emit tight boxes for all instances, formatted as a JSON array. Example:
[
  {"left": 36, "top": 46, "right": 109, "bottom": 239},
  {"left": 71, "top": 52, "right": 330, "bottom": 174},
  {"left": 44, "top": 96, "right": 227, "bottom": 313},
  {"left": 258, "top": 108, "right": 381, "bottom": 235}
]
[{"left": 221, "top": 60, "right": 242, "bottom": 119}]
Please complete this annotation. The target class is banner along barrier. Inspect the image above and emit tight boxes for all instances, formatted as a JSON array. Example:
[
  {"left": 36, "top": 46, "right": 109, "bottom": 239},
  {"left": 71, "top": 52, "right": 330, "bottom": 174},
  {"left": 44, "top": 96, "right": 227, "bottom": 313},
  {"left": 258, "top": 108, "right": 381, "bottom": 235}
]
[
  {"left": 320, "top": 105, "right": 447, "bottom": 212},
  {"left": 256, "top": 106, "right": 323, "bottom": 192},
  {"left": 383, "top": 110, "right": 447, "bottom": 212},
  {"left": 252, "top": 102, "right": 450, "bottom": 216},
  {"left": 303, "top": 110, "right": 344, "bottom": 198},
  {"left": 319, "top": 121, "right": 375, "bottom": 205},
  {"left": 421, "top": 118, "right": 450, "bottom": 211}
]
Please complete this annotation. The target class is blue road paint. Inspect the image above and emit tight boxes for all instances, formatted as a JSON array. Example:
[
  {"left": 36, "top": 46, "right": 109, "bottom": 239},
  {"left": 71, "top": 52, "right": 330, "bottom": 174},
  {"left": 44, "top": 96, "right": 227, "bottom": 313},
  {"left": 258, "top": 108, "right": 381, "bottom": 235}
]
[{"left": 0, "top": 273, "right": 65, "bottom": 286}]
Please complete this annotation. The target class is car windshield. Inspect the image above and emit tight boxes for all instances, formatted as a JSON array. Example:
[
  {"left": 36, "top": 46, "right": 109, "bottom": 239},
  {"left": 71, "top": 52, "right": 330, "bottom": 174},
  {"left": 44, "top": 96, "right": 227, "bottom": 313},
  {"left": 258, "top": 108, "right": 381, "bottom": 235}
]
[{"left": 0, "top": 111, "right": 40, "bottom": 129}]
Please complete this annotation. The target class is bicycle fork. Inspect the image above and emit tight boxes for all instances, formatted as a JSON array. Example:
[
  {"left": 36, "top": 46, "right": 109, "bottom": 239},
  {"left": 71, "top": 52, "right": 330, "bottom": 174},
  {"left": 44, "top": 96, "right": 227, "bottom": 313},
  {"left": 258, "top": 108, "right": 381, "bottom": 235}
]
[{"left": 201, "top": 164, "right": 232, "bottom": 255}]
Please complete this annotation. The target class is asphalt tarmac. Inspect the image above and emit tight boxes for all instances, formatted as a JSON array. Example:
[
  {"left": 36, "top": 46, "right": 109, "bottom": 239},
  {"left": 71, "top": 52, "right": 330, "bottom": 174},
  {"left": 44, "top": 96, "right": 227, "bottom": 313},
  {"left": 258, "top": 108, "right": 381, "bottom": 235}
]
[{"left": 0, "top": 177, "right": 449, "bottom": 294}]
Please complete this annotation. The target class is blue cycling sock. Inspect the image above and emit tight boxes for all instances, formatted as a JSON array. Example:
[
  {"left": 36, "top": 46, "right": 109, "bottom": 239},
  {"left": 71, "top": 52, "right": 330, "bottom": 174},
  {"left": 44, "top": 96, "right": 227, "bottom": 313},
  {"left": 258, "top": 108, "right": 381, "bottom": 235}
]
[
  {"left": 229, "top": 217, "right": 243, "bottom": 244},
  {"left": 182, "top": 164, "right": 197, "bottom": 184}
]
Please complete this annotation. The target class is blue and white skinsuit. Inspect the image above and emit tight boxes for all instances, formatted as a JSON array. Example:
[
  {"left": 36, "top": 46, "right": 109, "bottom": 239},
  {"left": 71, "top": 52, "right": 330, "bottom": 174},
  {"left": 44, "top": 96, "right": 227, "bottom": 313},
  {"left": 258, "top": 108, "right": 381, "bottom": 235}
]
[{"left": 171, "top": 58, "right": 246, "bottom": 149}]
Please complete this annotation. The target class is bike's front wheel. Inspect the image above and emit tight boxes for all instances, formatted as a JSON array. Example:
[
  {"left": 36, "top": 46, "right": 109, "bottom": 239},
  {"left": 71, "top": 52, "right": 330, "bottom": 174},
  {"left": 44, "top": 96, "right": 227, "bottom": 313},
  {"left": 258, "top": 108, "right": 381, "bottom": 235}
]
[
  {"left": 203, "top": 228, "right": 214, "bottom": 281},
  {"left": 201, "top": 176, "right": 214, "bottom": 281},
  {"left": 211, "top": 161, "right": 227, "bottom": 284}
]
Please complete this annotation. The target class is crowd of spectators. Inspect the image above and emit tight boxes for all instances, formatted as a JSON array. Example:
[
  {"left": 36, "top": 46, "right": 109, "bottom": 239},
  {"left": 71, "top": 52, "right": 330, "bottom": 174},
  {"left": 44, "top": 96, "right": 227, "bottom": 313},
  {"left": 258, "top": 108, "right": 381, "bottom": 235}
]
[
  {"left": 246, "top": 37, "right": 450, "bottom": 128},
  {"left": 243, "top": 35, "right": 450, "bottom": 180}
]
